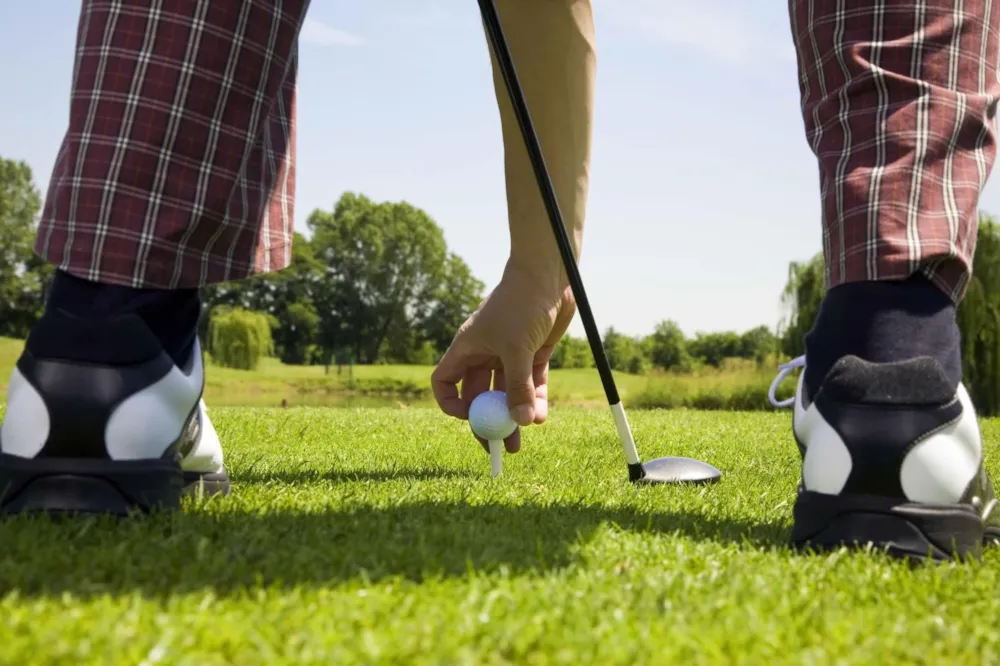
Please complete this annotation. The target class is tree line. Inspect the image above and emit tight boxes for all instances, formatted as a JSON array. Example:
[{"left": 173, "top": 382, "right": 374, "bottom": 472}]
[
  {"left": 550, "top": 323, "right": 777, "bottom": 373},
  {"left": 0, "top": 156, "right": 781, "bottom": 373},
  {"left": 6, "top": 155, "right": 1000, "bottom": 414}
]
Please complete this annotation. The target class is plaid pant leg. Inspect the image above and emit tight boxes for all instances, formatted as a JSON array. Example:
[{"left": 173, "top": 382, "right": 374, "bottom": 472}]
[
  {"left": 36, "top": 0, "right": 310, "bottom": 289},
  {"left": 789, "top": 0, "right": 1000, "bottom": 300}
]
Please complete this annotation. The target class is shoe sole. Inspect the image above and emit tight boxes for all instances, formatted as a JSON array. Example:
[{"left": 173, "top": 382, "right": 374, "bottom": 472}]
[
  {"left": 183, "top": 467, "right": 231, "bottom": 497},
  {"left": 792, "top": 490, "right": 1000, "bottom": 561},
  {"left": 0, "top": 454, "right": 230, "bottom": 517}
]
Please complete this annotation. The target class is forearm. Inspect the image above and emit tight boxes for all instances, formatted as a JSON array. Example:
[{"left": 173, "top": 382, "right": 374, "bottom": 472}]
[{"left": 489, "top": 0, "right": 595, "bottom": 291}]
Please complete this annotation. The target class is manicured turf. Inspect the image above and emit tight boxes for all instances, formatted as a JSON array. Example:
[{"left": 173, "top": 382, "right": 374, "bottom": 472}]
[{"left": 2, "top": 406, "right": 999, "bottom": 664}]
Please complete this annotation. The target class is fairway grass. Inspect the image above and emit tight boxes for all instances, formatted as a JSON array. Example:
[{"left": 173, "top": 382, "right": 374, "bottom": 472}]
[{"left": 2, "top": 407, "right": 1000, "bottom": 664}]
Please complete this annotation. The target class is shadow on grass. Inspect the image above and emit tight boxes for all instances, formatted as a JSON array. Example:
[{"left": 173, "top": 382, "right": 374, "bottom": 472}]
[
  {"left": 0, "top": 497, "right": 789, "bottom": 598},
  {"left": 236, "top": 466, "right": 478, "bottom": 484}
]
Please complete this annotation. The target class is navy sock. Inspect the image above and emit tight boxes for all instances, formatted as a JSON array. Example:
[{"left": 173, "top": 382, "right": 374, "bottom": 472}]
[
  {"left": 44, "top": 270, "right": 201, "bottom": 368},
  {"left": 803, "top": 273, "right": 962, "bottom": 400}
]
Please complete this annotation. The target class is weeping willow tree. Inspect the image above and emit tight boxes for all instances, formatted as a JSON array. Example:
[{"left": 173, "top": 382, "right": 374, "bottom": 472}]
[
  {"left": 779, "top": 214, "right": 1000, "bottom": 415},
  {"left": 207, "top": 307, "right": 275, "bottom": 371},
  {"left": 778, "top": 252, "right": 825, "bottom": 359},
  {"left": 957, "top": 215, "right": 1000, "bottom": 416}
]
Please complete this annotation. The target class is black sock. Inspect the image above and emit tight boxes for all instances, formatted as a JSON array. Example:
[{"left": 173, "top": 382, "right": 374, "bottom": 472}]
[
  {"left": 803, "top": 273, "right": 962, "bottom": 400},
  {"left": 44, "top": 270, "right": 201, "bottom": 367}
]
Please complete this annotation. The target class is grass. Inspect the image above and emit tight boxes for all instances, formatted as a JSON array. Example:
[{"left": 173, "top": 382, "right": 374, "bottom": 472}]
[
  {"left": 2, "top": 405, "right": 1000, "bottom": 663},
  {"left": 0, "top": 337, "right": 792, "bottom": 410}
]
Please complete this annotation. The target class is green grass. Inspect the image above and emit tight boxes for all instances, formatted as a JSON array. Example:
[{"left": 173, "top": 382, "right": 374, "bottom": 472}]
[{"left": 2, "top": 405, "right": 1000, "bottom": 664}]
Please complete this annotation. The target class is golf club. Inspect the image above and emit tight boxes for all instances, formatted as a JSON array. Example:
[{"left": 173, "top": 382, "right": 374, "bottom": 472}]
[{"left": 477, "top": 0, "right": 722, "bottom": 485}]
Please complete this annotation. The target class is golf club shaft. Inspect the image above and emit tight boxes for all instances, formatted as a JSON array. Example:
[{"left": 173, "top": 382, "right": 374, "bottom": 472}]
[{"left": 478, "top": 0, "right": 644, "bottom": 471}]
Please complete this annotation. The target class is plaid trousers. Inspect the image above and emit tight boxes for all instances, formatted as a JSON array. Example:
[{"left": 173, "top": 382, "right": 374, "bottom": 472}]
[
  {"left": 37, "top": 1, "right": 1000, "bottom": 300},
  {"left": 39, "top": 0, "right": 307, "bottom": 288},
  {"left": 789, "top": 0, "right": 1000, "bottom": 299}
]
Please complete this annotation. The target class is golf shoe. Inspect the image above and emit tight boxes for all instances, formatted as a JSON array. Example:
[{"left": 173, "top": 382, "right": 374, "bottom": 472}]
[
  {"left": 770, "top": 354, "right": 1000, "bottom": 560},
  {"left": 0, "top": 308, "right": 228, "bottom": 515}
]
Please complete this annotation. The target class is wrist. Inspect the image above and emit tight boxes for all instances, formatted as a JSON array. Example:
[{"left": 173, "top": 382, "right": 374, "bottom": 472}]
[{"left": 503, "top": 253, "right": 570, "bottom": 297}]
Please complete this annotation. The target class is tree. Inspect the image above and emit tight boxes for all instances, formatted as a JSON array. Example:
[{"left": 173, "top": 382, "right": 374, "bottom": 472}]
[
  {"left": 957, "top": 215, "right": 1000, "bottom": 415},
  {"left": 417, "top": 253, "right": 485, "bottom": 358},
  {"left": 603, "top": 327, "right": 649, "bottom": 374},
  {"left": 207, "top": 307, "right": 274, "bottom": 370},
  {"left": 778, "top": 253, "right": 825, "bottom": 358},
  {"left": 266, "top": 237, "right": 326, "bottom": 364},
  {"left": 380, "top": 314, "right": 439, "bottom": 364},
  {"left": 197, "top": 195, "right": 484, "bottom": 366},
  {"left": 0, "top": 158, "right": 51, "bottom": 338},
  {"left": 688, "top": 331, "right": 742, "bottom": 367},
  {"left": 308, "top": 192, "right": 451, "bottom": 364},
  {"left": 740, "top": 325, "right": 777, "bottom": 365},
  {"left": 647, "top": 320, "right": 691, "bottom": 371},
  {"left": 550, "top": 335, "right": 594, "bottom": 369},
  {"left": 201, "top": 232, "right": 326, "bottom": 364},
  {"left": 277, "top": 301, "right": 320, "bottom": 365}
]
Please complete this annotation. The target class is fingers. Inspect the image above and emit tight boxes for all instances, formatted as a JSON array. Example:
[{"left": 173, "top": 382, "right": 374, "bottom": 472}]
[
  {"left": 461, "top": 366, "right": 493, "bottom": 409},
  {"left": 503, "top": 428, "right": 521, "bottom": 453},
  {"left": 446, "top": 354, "right": 548, "bottom": 459},
  {"left": 532, "top": 363, "right": 549, "bottom": 424},
  {"left": 497, "top": 355, "right": 550, "bottom": 425},
  {"left": 432, "top": 343, "right": 478, "bottom": 419},
  {"left": 472, "top": 425, "right": 521, "bottom": 454},
  {"left": 532, "top": 347, "right": 553, "bottom": 424},
  {"left": 498, "top": 345, "right": 537, "bottom": 426},
  {"left": 483, "top": 370, "right": 520, "bottom": 453}
]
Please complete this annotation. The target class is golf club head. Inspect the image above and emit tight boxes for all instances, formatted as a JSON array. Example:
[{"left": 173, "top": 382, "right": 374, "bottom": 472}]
[{"left": 631, "top": 456, "right": 722, "bottom": 485}]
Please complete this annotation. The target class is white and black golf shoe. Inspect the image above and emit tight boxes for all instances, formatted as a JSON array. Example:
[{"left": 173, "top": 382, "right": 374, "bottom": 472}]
[
  {"left": 769, "top": 354, "right": 1000, "bottom": 561},
  {"left": 0, "top": 310, "right": 229, "bottom": 516}
]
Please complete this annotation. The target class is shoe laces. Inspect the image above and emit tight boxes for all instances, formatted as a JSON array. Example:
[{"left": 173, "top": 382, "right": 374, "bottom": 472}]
[{"left": 768, "top": 355, "right": 805, "bottom": 408}]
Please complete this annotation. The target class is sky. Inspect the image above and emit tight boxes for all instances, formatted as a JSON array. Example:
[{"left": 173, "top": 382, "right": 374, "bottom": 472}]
[{"left": 4, "top": 0, "right": 1000, "bottom": 339}]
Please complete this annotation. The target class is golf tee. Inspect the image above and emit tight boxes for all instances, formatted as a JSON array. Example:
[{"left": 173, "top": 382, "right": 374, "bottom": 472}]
[{"left": 489, "top": 439, "right": 503, "bottom": 477}]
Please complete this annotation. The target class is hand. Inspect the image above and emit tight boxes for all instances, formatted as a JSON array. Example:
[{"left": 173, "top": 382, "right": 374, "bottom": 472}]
[{"left": 431, "top": 262, "right": 576, "bottom": 454}]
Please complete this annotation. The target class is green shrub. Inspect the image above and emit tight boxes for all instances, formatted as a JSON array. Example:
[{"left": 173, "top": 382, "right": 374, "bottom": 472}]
[
  {"left": 629, "top": 374, "right": 796, "bottom": 411},
  {"left": 551, "top": 335, "right": 595, "bottom": 369},
  {"left": 208, "top": 307, "right": 274, "bottom": 371}
]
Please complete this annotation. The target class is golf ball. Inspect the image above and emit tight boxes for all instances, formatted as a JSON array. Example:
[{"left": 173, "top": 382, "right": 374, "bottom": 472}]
[{"left": 469, "top": 390, "right": 517, "bottom": 441}]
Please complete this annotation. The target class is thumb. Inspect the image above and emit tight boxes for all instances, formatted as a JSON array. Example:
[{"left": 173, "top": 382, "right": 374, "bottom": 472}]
[{"left": 500, "top": 345, "right": 537, "bottom": 426}]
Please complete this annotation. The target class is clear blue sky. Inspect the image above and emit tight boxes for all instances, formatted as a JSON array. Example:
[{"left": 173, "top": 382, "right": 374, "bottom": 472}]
[{"left": 4, "top": 0, "right": 1000, "bottom": 339}]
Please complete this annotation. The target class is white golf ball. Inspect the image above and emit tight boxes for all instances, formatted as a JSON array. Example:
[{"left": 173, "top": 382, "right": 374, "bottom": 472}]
[{"left": 469, "top": 390, "right": 518, "bottom": 441}]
